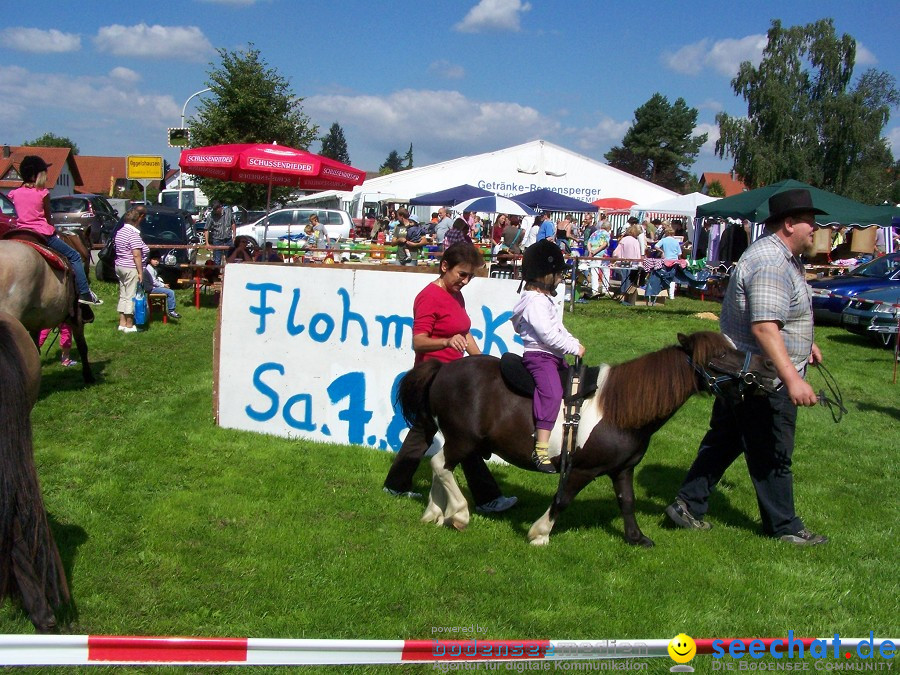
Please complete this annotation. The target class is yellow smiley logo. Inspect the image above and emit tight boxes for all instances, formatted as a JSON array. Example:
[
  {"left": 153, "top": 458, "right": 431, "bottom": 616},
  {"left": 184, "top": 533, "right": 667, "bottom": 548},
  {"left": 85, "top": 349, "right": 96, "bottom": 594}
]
[{"left": 668, "top": 633, "right": 697, "bottom": 664}]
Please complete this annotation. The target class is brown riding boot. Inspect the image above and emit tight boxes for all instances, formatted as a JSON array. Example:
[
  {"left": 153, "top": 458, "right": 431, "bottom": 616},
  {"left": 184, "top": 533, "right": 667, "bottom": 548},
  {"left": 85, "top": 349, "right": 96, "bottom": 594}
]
[{"left": 532, "top": 441, "right": 556, "bottom": 473}]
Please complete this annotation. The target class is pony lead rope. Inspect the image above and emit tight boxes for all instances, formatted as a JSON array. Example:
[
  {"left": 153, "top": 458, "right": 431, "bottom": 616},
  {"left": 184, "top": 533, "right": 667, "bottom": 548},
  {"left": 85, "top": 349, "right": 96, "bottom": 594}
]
[{"left": 812, "top": 362, "right": 847, "bottom": 423}]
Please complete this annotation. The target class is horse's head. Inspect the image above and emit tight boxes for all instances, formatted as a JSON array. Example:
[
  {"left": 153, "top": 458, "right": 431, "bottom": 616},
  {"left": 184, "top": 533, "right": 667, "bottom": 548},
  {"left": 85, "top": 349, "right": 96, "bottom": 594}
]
[{"left": 677, "top": 331, "right": 779, "bottom": 397}]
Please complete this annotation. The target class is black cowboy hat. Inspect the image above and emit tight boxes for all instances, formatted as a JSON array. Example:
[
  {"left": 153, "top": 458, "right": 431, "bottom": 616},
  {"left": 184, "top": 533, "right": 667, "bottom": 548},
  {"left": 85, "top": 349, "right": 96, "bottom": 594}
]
[
  {"left": 522, "top": 239, "right": 567, "bottom": 281},
  {"left": 764, "top": 188, "right": 827, "bottom": 224},
  {"left": 19, "top": 155, "right": 51, "bottom": 182}
]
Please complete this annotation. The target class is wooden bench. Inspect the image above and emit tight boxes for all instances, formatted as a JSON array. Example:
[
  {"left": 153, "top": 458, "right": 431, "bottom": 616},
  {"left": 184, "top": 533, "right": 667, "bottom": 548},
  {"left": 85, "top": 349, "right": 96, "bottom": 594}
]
[{"left": 148, "top": 293, "right": 169, "bottom": 324}]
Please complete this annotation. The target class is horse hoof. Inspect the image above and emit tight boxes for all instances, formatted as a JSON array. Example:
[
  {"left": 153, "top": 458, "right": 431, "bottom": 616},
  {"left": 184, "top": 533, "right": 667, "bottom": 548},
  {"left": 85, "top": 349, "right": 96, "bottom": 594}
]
[
  {"left": 529, "top": 535, "right": 550, "bottom": 546},
  {"left": 627, "top": 535, "right": 655, "bottom": 548},
  {"left": 421, "top": 505, "right": 443, "bottom": 525},
  {"left": 446, "top": 517, "right": 468, "bottom": 532}
]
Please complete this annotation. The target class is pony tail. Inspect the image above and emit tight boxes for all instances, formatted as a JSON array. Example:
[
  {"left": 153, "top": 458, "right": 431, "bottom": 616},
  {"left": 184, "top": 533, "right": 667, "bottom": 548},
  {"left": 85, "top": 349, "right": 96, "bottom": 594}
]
[{"left": 396, "top": 360, "right": 443, "bottom": 427}]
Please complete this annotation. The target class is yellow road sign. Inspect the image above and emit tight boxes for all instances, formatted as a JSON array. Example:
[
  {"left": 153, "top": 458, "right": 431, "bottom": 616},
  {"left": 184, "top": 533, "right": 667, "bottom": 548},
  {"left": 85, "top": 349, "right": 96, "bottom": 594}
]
[{"left": 126, "top": 155, "right": 164, "bottom": 180}]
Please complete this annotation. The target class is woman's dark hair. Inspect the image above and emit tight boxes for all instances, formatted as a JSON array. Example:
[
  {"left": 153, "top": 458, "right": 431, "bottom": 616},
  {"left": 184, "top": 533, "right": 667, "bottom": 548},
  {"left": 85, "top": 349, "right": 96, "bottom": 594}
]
[
  {"left": 452, "top": 219, "right": 468, "bottom": 232},
  {"left": 440, "top": 242, "right": 483, "bottom": 272}
]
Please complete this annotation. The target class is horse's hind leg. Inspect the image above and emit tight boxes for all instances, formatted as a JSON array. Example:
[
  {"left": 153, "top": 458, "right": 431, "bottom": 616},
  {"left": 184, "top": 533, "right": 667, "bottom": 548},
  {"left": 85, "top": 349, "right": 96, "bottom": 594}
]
[
  {"left": 612, "top": 467, "right": 653, "bottom": 548},
  {"left": 528, "top": 468, "right": 597, "bottom": 546},
  {"left": 71, "top": 323, "right": 94, "bottom": 384},
  {"left": 422, "top": 449, "right": 470, "bottom": 531}
]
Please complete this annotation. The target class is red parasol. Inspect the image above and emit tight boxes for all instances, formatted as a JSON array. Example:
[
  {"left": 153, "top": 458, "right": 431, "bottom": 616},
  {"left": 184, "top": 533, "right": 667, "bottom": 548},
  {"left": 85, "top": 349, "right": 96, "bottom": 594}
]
[
  {"left": 178, "top": 142, "right": 365, "bottom": 208},
  {"left": 592, "top": 197, "right": 636, "bottom": 212}
]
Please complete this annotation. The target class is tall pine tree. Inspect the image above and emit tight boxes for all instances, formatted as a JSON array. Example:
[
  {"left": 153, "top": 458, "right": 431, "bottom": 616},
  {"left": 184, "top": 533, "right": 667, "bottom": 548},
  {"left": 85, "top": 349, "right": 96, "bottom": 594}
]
[
  {"left": 605, "top": 93, "right": 706, "bottom": 193},
  {"left": 319, "top": 122, "right": 351, "bottom": 165}
]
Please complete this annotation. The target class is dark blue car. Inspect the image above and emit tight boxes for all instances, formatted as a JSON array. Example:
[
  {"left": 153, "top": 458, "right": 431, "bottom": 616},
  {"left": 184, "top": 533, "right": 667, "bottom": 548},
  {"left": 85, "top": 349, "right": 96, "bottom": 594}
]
[
  {"left": 809, "top": 252, "right": 900, "bottom": 323},
  {"left": 841, "top": 285, "right": 900, "bottom": 348}
]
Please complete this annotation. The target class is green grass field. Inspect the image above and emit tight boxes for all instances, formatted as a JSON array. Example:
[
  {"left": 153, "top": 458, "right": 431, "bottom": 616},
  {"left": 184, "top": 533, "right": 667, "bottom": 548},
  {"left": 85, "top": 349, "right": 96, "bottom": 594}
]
[{"left": 3, "top": 277, "right": 897, "bottom": 674}]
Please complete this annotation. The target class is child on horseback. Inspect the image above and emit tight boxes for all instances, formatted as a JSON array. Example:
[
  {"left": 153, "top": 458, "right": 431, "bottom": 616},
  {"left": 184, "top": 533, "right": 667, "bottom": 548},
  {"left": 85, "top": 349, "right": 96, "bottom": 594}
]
[
  {"left": 7, "top": 155, "right": 102, "bottom": 305},
  {"left": 511, "top": 239, "right": 584, "bottom": 473}
]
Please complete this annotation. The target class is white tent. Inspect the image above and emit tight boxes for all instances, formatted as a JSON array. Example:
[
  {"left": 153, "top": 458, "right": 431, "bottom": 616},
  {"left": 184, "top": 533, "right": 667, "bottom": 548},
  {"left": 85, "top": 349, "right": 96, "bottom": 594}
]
[
  {"left": 295, "top": 140, "right": 677, "bottom": 212},
  {"left": 630, "top": 192, "right": 720, "bottom": 219}
]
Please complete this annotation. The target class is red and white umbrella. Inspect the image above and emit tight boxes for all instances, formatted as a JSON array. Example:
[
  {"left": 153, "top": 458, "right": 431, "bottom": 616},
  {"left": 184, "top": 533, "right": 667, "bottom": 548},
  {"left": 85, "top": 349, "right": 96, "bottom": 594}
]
[{"left": 178, "top": 142, "right": 365, "bottom": 207}]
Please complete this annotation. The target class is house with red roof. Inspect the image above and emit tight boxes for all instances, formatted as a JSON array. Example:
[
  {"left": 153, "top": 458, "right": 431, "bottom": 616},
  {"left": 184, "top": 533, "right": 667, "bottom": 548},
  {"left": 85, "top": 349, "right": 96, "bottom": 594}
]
[
  {"left": 0, "top": 145, "right": 82, "bottom": 197},
  {"left": 699, "top": 171, "right": 749, "bottom": 197}
]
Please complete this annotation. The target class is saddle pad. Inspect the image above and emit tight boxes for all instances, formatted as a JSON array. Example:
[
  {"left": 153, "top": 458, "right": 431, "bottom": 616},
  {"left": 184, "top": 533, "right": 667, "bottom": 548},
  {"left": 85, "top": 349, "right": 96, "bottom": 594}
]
[
  {"left": 499, "top": 352, "right": 601, "bottom": 400},
  {"left": 5, "top": 236, "right": 68, "bottom": 271}
]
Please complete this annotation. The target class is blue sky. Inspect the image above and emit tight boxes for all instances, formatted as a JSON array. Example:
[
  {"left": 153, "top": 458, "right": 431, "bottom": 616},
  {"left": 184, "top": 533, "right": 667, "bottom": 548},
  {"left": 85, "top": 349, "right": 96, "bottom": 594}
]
[{"left": 2, "top": 0, "right": 898, "bottom": 178}]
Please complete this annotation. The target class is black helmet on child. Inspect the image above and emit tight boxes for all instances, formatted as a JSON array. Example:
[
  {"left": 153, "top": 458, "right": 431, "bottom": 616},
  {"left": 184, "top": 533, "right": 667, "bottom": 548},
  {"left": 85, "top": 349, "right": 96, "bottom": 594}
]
[{"left": 522, "top": 239, "right": 568, "bottom": 281}]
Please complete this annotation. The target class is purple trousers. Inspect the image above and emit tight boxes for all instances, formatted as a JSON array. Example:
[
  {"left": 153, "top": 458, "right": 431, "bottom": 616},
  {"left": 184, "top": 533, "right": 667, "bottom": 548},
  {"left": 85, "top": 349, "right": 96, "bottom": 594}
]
[{"left": 523, "top": 351, "right": 566, "bottom": 431}]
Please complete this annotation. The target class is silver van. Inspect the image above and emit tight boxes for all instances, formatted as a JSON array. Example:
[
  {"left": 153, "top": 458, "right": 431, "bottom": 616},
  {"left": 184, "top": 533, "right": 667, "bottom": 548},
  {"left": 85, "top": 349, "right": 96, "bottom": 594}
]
[{"left": 235, "top": 208, "right": 352, "bottom": 246}]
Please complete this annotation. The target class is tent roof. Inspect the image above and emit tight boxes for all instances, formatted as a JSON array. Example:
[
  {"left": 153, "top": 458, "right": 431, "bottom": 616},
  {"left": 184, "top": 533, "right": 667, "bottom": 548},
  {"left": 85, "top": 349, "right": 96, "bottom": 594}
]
[
  {"left": 631, "top": 192, "right": 719, "bottom": 217},
  {"left": 510, "top": 187, "right": 599, "bottom": 213},
  {"left": 300, "top": 140, "right": 677, "bottom": 207},
  {"left": 408, "top": 184, "right": 493, "bottom": 206},
  {"left": 696, "top": 179, "right": 900, "bottom": 227}
]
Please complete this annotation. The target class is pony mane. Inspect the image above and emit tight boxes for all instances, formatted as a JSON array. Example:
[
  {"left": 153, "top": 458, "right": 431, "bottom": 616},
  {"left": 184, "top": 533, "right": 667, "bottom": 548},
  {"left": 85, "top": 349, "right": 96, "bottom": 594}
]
[{"left": 598, "top": 331, "right": 729, "bottom": 429}]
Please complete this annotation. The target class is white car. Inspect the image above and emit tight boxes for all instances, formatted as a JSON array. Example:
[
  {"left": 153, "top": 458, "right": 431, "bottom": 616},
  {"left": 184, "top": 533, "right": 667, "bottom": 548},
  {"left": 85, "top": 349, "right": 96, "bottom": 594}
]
[{"left": 235, "top": 208, "right": 353, "bottom": 246}]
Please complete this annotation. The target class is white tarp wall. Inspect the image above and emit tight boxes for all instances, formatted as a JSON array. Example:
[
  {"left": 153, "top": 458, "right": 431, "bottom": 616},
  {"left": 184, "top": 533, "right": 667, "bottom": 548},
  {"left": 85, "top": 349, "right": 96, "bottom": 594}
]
[
  {"left": 297, "top": 140, "right": 676, "bottom": 209},
  {"left": 216, "top": 264, "right": 544, "bottom": 451}
]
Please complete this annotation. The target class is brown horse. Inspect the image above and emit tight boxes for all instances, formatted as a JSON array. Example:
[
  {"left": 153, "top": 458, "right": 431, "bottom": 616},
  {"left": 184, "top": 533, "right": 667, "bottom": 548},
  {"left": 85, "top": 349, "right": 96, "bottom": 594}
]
[
  {"left": 0, "top": 312, "right": 70, "bottom": 632},
  {"left": 0, "top": 227, "right": 94, "bottom": 383},
  {"left": 396, "top": 331, "right": 772, "bottom": 546}
]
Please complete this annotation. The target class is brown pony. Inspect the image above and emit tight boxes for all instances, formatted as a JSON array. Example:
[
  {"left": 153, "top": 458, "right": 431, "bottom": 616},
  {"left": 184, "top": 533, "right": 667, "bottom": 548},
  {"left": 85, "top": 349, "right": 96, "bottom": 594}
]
[
  {"left": 0, "top": 226, "right": 95, "bottom": 383},
  {"left": 396, "top": 331, "right": 768, "bottom": 546},
  {"left": 0, "top": 312, "right": 70, "bottom": 632}
]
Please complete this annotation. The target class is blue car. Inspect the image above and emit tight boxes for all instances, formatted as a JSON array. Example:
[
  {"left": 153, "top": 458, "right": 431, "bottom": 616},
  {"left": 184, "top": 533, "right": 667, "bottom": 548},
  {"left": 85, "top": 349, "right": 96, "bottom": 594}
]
[
  {"left": 841, "top": 285, "right": 900, "bottom": 348},
  {"left": 809, "top": 252, "right": 900, "bottom": 323}
]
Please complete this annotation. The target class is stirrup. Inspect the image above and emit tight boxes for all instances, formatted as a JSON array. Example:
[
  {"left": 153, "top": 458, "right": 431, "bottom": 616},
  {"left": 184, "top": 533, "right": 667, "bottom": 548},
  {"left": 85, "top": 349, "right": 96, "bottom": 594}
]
[{"left": 532, "top": 445, "right": 556, "bottom": 473}]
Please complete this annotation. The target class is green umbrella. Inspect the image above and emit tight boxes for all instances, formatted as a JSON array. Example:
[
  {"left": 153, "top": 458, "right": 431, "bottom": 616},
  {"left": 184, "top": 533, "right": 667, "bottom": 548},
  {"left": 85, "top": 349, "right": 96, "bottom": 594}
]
[{"left": 696, "top": 179, "right": 900, "bottom": 227}]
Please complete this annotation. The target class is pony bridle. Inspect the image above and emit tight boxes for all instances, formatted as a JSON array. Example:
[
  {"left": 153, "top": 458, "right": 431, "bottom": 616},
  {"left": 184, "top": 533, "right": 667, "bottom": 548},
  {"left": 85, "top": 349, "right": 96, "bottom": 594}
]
[{"left": 689, "top": 351, "right": 764, "bottom": 399}]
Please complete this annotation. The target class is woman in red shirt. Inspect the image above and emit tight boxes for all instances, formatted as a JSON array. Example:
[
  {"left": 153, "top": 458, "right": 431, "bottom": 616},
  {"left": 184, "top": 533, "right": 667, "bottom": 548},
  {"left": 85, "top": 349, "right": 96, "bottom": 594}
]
[{"left": 383, "top": 243, "right": 517, "bottom": 514}]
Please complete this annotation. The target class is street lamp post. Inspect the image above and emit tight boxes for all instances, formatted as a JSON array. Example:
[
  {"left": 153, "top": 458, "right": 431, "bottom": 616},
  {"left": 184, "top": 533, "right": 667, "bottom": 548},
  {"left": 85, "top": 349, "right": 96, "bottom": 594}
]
[{"left": 176, "top": 87, "right": 212, "bottom": 210}]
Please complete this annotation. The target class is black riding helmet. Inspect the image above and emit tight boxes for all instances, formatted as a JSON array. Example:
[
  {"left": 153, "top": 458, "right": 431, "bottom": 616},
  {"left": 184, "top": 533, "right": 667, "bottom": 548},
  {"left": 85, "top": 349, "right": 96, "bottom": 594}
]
[
  {"left": 519, "top": 239, "right": 568, "bottom": 295},
  {"left": 522, "top": 239, "right": 568, "bottom": 281}
]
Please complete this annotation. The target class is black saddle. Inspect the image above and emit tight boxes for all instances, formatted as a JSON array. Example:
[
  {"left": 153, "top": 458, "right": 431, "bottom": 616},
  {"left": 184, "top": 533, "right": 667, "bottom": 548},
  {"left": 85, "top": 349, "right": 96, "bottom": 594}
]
[{"left": 499, "top": 352, "right": 601, "bottom": 401}]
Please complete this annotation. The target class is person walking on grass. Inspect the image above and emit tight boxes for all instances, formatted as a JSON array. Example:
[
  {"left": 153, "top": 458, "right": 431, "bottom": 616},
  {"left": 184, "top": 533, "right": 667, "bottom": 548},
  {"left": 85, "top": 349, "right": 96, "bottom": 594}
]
[{"left": 665, "top": 189, "right": 829, "bottom": 546}]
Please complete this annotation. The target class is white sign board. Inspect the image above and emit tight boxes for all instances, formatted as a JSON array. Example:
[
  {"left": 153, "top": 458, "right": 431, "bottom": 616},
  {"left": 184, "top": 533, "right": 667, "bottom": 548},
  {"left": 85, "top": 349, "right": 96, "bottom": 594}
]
[{"left": 217, "top": 265, "right": 561, "bottom": 452}]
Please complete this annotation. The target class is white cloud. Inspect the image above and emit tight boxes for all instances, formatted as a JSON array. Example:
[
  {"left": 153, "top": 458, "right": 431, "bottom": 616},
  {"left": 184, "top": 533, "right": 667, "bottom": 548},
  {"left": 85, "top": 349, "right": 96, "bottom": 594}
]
[
  {"left": 94, "top": 24, "right": 213, "bottom": 60},
  {"left": 0, "top": 65, "right": 180, "bottom": 129},
  {"left": 428, "top": 60, "right": 465, "bottom": 80},
  {"left": 570, "top": 116, "right": 631, "bottom": 153},
  {"left": 698, "top": 99, "right": 724, "bottom": 113},
  {"left": 887, "top": 127, "right": 900, "bottom": 159},
  {"left": 455, "top": 0, "right": 532, "bottom": 33},
  {"left": 662, "top": 34, "right": 767, "bottom": 78},
  {"left": 109, "top": 67, "right": 141, "bottom": 83},
  {"left": 0, "top": 27, "right": 81, "bottom": 53},
  {"left": 694, "top": 123, "right": 720, "bottom": 155},
  {"left": 303, "top": 89, "right": 557, "bottom": 167},
  {"left": 855, "top": 42, "right": 877, "bottom": 66}
]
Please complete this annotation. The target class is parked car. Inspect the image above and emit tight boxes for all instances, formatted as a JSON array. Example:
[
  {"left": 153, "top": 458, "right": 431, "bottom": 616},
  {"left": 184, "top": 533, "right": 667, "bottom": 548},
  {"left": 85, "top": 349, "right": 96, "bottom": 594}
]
[
  {"left": 0, "top": 192, "right": 17, "bottom": 235},
  {"left": 235, "top": 208, "right": 352, "bottom": 247},
  {"left": 50, "top": 194, "right": 120, "bottom": 245},
  {"left": 808, "top": 252, "right": 900, "bottom": 323},
  {"left": 95, "top": 205, "right": 199, "bottom": 285},
  {"left": 841, "top": 285, "right": 900, "bottom": 348}
]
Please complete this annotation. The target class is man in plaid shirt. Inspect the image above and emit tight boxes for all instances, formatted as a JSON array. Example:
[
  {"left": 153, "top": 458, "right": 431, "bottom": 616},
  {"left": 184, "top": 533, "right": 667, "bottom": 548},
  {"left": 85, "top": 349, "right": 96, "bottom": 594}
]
[{"left": 666, "top": 189, "right": 829, "bottom": 546}]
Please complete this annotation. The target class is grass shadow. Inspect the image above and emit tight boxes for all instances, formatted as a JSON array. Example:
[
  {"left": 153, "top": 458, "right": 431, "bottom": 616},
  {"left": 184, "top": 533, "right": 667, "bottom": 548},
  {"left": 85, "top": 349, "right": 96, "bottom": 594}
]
[
  {"left": 47, "top": 513, "right": 88, "bottom": 626},
  {"left": 37, "top": 358, "right": 109, "bottom": 398},
  {"left": 637, "top": 462, "right": 760, "bottom": 533},
  {"left": 856, "top": 401, "right": 900, "bottom": 421}
]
